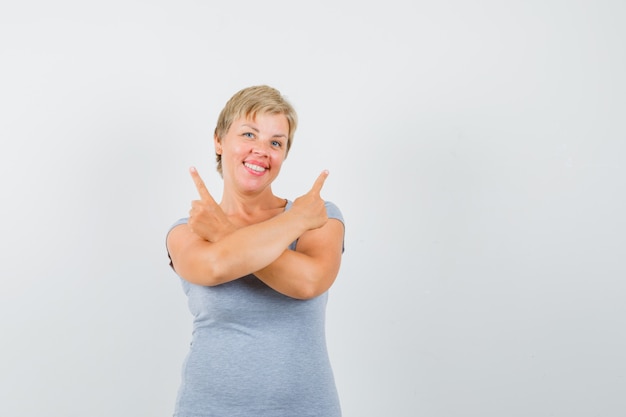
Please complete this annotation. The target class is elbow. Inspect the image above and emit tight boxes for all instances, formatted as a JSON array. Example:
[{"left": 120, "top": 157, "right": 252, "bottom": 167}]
[
  {"left": 195, "top": 261, "right": 232, "bottom": 286},
  {"left": 174, "top": 253, "right": 227, "bottom": 287},
  {"left": 191, "top": 269, "right": 223, "bottom": 287},
  {"left": 167, "top": 226, "right": 233, "bottom": 286},
  {"left": 182, "top": 267, "right": 224, "bottom": 287},
  {"left": 288, "top": 264, "right": 340, "bottom": 300},
  {"left": 291, "top": 284, "right": 320, "bottom": 300},
  {"left": 290, "top": 273, "right": 335, "bottom": 300}
]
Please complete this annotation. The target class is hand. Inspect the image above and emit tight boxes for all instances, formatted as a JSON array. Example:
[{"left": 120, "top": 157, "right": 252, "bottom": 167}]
[
  {"left": 188, "top": 167, "right": 235, "bottom": 242},
  {"left": 291, "top": 170, "right": 329, "bottom": 231}
]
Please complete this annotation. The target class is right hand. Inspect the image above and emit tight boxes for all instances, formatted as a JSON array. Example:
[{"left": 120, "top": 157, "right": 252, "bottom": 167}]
[
  {"left": 291, "top": 170, "right": 330, "bottom": 231},
  {"left": 188, "top": 167, "right": 235, "bottom": 242}
]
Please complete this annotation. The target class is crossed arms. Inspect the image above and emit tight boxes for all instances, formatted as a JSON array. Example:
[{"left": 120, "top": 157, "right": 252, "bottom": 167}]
[{"left": 166, "top": 168, "right": 344, "bottom": 299}]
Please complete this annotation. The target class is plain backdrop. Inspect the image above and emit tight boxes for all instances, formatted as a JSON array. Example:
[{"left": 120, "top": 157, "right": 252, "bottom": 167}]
[{"left": 1, "top": 1, "right": 625, "bottom": 416}]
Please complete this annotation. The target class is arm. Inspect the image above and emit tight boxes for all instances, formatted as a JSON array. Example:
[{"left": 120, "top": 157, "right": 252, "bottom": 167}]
[
  {"left": 167, "top": 169, "right": 330, "bottom": 287},
  {"left": 254, "top": 217, "right": 344, "bottom": 299},
  {"left": 167, "top": 209, "right": 310, "bottom": 286}
]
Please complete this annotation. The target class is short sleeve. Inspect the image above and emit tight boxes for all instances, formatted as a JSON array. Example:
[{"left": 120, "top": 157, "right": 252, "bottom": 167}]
[
  {"left": 166, "top": 218, "right": 189, "bottom": 270},
  {"left": 325, "top": 201, "right": 345, "bottom": 253},
  {"left": 324, "top": 201, "right": 344, "bottom": 225}
]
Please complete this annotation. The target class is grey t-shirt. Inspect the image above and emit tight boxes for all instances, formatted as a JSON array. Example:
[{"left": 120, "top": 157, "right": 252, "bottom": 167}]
[{"left": 168, "top": 200, "right": 344, "bottom": 417}]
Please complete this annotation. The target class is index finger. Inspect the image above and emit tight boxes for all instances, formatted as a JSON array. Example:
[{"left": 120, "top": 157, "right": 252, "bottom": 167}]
[
  {"left": 310, "top": 170, "right": 329, "bottom": 195},
  {"left": 189, "top": 166, "right": 213, "bottom": 201}
]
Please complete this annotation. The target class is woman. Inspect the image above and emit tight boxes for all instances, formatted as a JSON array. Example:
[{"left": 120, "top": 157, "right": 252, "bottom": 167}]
[{"left": 166, "top": 85, "right": 345, "bottom": 417}]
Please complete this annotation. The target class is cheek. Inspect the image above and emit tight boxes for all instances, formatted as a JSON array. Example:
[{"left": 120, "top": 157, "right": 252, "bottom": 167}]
[
  {"left": 271, "top": 151, "right": 287, "bottom": 166},
  {"left": 229, "top": 142, "right": 251, "bottom": 157}
]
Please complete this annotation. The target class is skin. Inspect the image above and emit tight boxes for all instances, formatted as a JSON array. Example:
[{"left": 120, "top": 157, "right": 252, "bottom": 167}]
[{"left": 166, "top": 113, "right": 344, "bottom": 300}]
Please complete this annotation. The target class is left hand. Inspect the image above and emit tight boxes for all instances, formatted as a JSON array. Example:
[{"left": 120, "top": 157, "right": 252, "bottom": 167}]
[
  {"left": 187, "top": 167, "right": 235, "bottom": 242},
  {"left": 290, "top": 170, "right": 329, "bottom": 231}
]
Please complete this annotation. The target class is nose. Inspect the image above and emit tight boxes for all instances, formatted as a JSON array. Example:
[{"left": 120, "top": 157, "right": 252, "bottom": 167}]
[{"left": 252, "top": 140, "right": 270, "bottom": 156}]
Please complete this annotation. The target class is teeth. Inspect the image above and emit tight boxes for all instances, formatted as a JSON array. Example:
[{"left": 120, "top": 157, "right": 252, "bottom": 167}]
[{"left": 244, "top": 162, "right": 266, "bottom": 172}]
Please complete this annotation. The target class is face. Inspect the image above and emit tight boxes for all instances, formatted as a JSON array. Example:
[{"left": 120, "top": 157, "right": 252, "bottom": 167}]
[{"left": 216, "top": 112, "right": 289, "bottom": 194}]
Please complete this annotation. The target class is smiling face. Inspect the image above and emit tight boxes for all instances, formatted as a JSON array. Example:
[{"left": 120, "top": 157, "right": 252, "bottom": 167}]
[
  {"left": 216, "top": 112, "right": 289, "bottom": 194},
  {"left": 213, "top": 86, "right": 297, "bottom": 177}
]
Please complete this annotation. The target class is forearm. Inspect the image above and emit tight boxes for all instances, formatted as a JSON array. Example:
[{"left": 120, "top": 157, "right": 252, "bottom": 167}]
[
  {"left": 210, "top": 211, "right": 309, "bottom": 282},
  {"left": 255, "top": 250, "right": 333, "bottom": 299},
  {"left": 170, "top": 211, "right": 308, "bottom": 286},
  {"left": 178, "top": 168, "right": 334, "bottom": 287}
]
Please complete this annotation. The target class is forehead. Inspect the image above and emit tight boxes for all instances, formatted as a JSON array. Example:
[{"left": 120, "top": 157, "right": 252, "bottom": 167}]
[{"left": 232, "top": 113, "right": 289, "bottom": 133}]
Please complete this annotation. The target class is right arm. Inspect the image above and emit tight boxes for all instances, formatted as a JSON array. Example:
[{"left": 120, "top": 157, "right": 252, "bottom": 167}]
[{"left": 167, "top": 210, "right": 310, "bottom": 286}]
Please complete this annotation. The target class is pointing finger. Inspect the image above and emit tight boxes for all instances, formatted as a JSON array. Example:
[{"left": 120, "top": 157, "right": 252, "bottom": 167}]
[
  {"left": 189, "top": 166, "right": 213, "bottom": 201},
  {"left": 310, "top": 170, "right": 329, "bottom": 195}
]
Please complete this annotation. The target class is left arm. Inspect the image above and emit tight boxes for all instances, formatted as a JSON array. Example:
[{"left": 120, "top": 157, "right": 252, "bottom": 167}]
[{"left": 254, "top": 217, "right": 344, "bottom": 299}]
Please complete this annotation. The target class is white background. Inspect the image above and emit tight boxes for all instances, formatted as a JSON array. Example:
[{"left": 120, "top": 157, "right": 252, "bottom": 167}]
[{"left": 1, "top": 1, "right": 625, "bottom": 416}]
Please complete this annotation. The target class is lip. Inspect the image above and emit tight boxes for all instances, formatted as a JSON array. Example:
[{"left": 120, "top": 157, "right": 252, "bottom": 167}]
[{"left": 243, "top": 160, "right": 268, "bottom": 176}]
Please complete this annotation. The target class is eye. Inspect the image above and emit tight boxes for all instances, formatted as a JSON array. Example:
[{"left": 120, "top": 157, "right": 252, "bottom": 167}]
[
  {"left": 271, "top": 140, "right": 283, "bottom": 148},
  {"left": 242, "top": 132, "right": 255, "bottom": 139}
]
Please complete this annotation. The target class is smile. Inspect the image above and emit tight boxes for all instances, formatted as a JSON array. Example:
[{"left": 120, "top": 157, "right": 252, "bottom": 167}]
[{"left": 244, "top": 162, "right": 266, "bottom": 173}]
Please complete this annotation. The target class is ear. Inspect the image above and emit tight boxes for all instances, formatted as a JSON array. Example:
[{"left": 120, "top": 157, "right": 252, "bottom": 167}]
[{"left": 214, "top": 134, "right": 222, "bottom": 155}]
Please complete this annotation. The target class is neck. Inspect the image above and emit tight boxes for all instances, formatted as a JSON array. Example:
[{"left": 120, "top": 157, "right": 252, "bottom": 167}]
[{"left": 220, "top": 186, "right": 285, "bottom": 217}]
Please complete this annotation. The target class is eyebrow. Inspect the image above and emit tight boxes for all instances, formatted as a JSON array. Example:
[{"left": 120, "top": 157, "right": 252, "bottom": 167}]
[
  {"left": 240, "top": 124, "right": 259, "bottom": 133},
  {"left": 240, "top": 124, "right": 287, "bottom": 138}
]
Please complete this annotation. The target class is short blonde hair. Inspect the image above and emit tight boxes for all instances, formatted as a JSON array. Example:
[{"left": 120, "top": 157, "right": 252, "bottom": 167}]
[{"left": 214, "top": 85, "right": 298, "bottom": 176}]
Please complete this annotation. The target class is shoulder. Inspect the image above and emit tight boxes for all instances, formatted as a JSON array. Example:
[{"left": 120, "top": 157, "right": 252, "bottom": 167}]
[
  {"left": 323, "top": 201, "right": 343, "bottom": 224},
  {"left": 169, "top": 217, "right": 189, "bottom": 232},
  {"left": 165, "top": 218, "right": 189, "bottom": 253},
  {"left": 284, "top": 200, "right": 344, "bottom": 224}
]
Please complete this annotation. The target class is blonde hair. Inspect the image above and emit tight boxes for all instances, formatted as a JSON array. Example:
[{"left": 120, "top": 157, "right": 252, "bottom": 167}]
[{"left": 214, "top": 85, "right": 298, "bottom": 176}]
